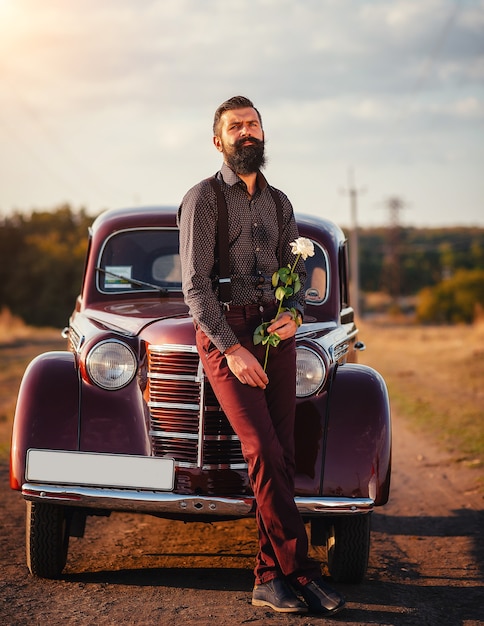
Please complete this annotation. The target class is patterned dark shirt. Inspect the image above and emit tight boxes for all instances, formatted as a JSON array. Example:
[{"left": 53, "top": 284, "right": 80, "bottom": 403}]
[{"left": 178, "top": 163, "right": 306, "bottom": 353}]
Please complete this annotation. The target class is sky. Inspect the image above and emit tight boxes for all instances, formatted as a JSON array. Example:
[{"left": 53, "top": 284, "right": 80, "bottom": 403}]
[{"left": 0, "top": 0, "right": 483, "bottom": 228}]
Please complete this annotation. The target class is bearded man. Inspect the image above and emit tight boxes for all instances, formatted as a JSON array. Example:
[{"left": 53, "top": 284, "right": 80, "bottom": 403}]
[{"left": 177, "top": 95, "right": 345, "bottom": 616}]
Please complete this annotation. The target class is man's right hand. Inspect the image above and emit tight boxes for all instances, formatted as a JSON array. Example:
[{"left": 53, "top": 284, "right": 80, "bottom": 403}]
[{"left": 225, "top": 346, "right": 269, "bottom": 389}]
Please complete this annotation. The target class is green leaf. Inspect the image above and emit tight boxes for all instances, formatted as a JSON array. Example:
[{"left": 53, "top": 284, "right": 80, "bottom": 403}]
[
  {"left": 254, "top": 322, "right": 266, "bottom": 335},
  {"left": 278, "top": 267, "right": 290, "bottom": 282},
  {"left": 253, "top": 322, "right": 269, "bottom": 345},
  {"left": 268, "top": 333, "right": 281, "bottom": 347},
  {"left": 276, "top": 286, "right": 293, "bottom": 300},
  {"left": 290, "top": 307, "right": 302, "bottom": 326},
  {"left": 293, "top": 277, "right": 301, "bottom": 294},
  {"left": 275, "top": 286, "right": 286, "bottom": 301},
  {"left": 258, "top": 331, "right": 282, "bottom": 348},
  {"left": 271, "top": 271, "right": 279, "bottom": 288}
]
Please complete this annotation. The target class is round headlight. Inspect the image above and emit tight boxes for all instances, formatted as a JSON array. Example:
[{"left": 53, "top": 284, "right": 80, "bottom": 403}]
[
  {"left": 86, "top": 340, "right": 137, "bottom": 390},
  {"left": 296, "top": 346, "right": 326, "bottom": 397}
]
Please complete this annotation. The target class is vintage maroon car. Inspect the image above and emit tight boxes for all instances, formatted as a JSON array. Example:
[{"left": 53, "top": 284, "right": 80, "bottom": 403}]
[{"left": 10, "top": 206, "right": 391, "bottom": 583}]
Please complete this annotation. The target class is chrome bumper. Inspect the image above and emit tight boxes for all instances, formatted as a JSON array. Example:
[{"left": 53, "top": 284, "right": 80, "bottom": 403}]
[{"left": 22, "top": 483, "right": 374, "bottom": 517}]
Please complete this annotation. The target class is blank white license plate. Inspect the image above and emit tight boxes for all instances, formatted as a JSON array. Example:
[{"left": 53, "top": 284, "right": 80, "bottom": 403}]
[{"left": 26, "top": 449, "right": 175, "bottom": 491}]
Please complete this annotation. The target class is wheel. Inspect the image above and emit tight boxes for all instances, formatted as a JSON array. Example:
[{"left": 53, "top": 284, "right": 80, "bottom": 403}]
[
  {"left": 309, "top": 514, "right": 371, "bottom": 583},
  {"left": 26, "top": 501, "right": 70, "bottom": 578},
  {"left": 325, "top": 514, "right": 371, "bottom": 583}
]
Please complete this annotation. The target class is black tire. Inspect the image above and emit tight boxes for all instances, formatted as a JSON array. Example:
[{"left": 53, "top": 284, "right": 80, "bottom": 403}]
[
  {"left": 325, "top": 514, "right": 371, "bottom": 583},
  {"left": 26, "top": 501, "right": 70, "bottom": 578}
]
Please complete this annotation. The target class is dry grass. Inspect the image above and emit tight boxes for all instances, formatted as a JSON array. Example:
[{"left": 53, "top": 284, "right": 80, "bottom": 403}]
[
  {"left": 0, "top": 308, "right": 31, "bottom": 343},
  {"left": 358, "top": 318, "right": 484, "bottom": 471}
]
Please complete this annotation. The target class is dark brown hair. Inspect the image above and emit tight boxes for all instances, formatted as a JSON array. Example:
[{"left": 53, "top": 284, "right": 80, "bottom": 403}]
[{"left": 212, "top": 96, "right": 263, "bottom": 135}]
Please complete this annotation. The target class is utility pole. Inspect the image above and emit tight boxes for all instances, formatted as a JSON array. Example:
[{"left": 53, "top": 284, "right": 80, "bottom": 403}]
[
  {"left": 382, "top": 196, "right": 406, "bottom": 304},
  {"left": 341, "top": 168, "right": 365, "bottom": 317}
]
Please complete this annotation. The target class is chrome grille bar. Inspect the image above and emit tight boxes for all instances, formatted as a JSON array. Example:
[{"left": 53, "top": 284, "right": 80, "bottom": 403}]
[
  {"left": 148, "top": 343, "right": 246, "bottom": 471},
  {"left": 197, "top": 358, "right": 206, "bottom": 468}
]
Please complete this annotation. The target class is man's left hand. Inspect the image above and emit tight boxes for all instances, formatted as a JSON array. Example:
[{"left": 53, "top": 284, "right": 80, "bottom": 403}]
[{"left": 267, "top": 311, "right": 300, "bottom": 340}]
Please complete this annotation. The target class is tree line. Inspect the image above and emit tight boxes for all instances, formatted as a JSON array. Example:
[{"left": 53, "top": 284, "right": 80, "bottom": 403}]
[
  {"left": 0, "top": 205, "right": 92, "bottom": 327},
  {"left": 0, "top": 205, "right": 483, "bottom": 326},
  {"left": 355, "top": 225, "right": 484, "bottom": 322}
]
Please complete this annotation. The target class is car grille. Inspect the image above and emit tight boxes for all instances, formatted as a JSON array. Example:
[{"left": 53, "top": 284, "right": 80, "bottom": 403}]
[
  {"left": 148, "top": 344, "right": 246, "bottom": 470},
  {"left": 67, "top": 326, "right": 82, "bottom": 353}
]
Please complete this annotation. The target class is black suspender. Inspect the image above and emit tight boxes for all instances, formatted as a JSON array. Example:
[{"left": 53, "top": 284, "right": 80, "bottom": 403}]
[
  {"left": 207, "top": 175, "right": 283, "bottom": 307},
  {"left": 208, "top": 176, "right": 231, "bottom": 305}
]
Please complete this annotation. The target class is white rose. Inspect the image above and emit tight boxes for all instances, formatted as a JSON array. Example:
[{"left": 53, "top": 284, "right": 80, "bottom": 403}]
[{"left": 289, "top": 237, "right": 315, "bottom": 261}]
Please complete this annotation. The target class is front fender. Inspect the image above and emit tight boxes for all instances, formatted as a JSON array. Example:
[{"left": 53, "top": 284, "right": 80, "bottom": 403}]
[
  {"left": 10, "top": 351, "right": 80, "bottom": 490},
  {"left": 323, "top": 364, "right": 391, "bottom": 505},
  {"left": 78, "top": 377, "right": 151, "bottom": 455}
]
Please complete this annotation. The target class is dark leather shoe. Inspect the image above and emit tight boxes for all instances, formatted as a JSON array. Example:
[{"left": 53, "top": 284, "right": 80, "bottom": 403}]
[
  {"left": 295, "top": 577, "right": 346, "bottom": 615},
  {"left": 252, "top": 578, "right": 308, "bottom": 613}
]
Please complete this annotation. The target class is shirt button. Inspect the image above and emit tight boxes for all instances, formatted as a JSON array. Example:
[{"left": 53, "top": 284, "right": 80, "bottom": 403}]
[
  {"left": 259, "top": 305, "right": 264, "bottom": 313},
  {"left": 255, "top": 247, "right": 260, "bottom": 252},
  {"left": 253, "top": 223, "right": 258, "bottom": 227}
]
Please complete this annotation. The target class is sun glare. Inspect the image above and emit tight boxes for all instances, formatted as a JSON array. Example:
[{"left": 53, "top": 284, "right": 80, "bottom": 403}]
[{"left": 0, "top": 0, "right": 15, "bottom": 19}]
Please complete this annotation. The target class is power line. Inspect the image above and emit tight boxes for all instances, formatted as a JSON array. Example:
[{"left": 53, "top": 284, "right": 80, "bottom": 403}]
[
  {"left": 382, "top": 196, "right": 408, "bottom": 301},
  {"left": 411, "top": 0, "right": 462, "bottom": 95},
  {"left": 340, "top": 168, "right": 366, "bottom": 317}
]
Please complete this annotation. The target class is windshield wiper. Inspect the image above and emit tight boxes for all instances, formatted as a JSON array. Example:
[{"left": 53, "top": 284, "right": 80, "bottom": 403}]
[{"left": 96, "top": 267, "right": 168, "bottom": 295}]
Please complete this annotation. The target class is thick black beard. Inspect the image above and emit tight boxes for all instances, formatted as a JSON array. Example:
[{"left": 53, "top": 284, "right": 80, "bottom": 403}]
[{"left": 224, "top": 138, "right": 266, "bottom": 175}]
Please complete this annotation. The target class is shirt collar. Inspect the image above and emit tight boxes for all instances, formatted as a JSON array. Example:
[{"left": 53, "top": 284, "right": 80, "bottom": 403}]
[{"left": 219, "top": 162, "right": 268, "bottom": 191}]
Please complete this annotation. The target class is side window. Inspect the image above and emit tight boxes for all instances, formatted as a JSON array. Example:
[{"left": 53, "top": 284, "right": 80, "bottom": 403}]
[
  {"left": 339, "top": 242, "right": 350, "bottom": 309},
  {"left": 304, "top": 241, "right": 329, "bottom": 304},
  {"left": 97, "top": 229, "right": 181, "bottom": 293}
]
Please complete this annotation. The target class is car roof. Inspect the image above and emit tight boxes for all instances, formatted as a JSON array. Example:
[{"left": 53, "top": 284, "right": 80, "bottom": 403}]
[{"left": 90, "top": 206, "right": 346, "bottom": 249}]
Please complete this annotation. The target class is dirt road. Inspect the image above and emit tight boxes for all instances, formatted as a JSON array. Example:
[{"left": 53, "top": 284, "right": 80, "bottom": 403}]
[{"left": 1, "top": 412, "right": 483, "bottom": 626}]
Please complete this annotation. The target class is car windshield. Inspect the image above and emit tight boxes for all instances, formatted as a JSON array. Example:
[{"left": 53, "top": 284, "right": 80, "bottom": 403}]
[
  {"left": 97, "top": 228, "right": 182, "bottom": 294},
  {"left": 97, "top": 227, "right": 329, "bottom": 303}
]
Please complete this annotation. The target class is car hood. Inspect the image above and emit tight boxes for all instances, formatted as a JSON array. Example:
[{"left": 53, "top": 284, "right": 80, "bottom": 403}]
[{"left": 83, "top": 299, "right": 190, "bottom": 336}]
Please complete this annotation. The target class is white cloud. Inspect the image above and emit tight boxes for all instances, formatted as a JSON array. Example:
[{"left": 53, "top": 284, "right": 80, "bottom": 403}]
[
  {"left": 349, "top": 99, "right": 389, "bottom": 120},
  {"left": 453, "top": 96, "right": 484, "bottom": 118}
]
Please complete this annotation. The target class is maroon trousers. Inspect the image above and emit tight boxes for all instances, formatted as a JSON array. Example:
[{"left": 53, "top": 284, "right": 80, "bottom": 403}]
[{"left": 196, "top": 304, "right": 321, "bottom": 586}]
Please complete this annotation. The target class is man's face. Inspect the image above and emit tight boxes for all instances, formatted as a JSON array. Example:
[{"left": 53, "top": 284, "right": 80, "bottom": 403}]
[{"left": 213, "top": 107, "right": 265, "bottom": 174}]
